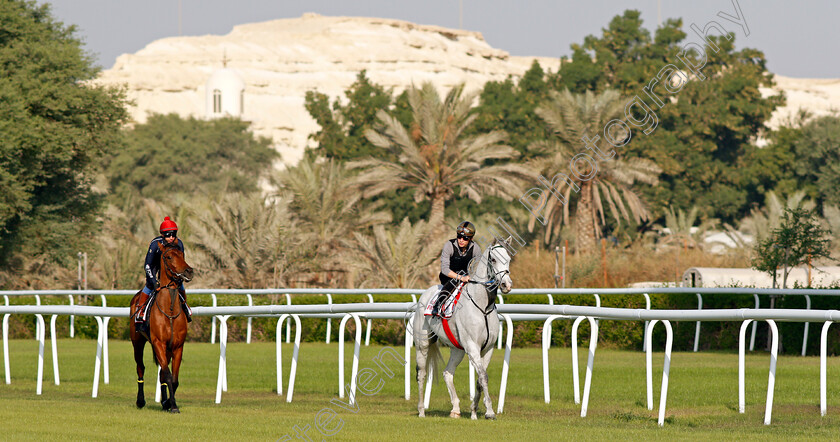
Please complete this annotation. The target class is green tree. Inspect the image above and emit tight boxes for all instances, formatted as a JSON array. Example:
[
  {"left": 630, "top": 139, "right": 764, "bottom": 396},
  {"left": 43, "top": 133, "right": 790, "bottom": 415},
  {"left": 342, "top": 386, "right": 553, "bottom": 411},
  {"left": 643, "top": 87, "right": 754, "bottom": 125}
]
[
  {"left": 351, "top": 82, "right": 532, "bottom": 238},
  {"left": 722, "top": 190, "right": 815, "bottom": 255},
  {"left": 740, "top": 117, "right": 811, "bottom": 207},
  {"left": 0, "top": 0, "right": 128, "bottom": 265},
  {"left": 552, "top": 10, "right": 782, "bottom": 221},
  {"left": 552, "top": 11, "right": 686, "bottom": 96},
  {"left": 106, "top": 113, "right": 277, "bottom": 203},
  {"left": 529, "top": 89, "right": 660, "bottom": 251},
  {"left": 471, "top": 60, "right": 551, "bottom": 156},
  {"left": 304, "top": 70, "right": 402, "bottom": 162},
  {"left": 752, "top": 207, "right": 832, "bottom": 288},
  {"left": 792, "top": 115, "right": 840, "bottom": 207}
]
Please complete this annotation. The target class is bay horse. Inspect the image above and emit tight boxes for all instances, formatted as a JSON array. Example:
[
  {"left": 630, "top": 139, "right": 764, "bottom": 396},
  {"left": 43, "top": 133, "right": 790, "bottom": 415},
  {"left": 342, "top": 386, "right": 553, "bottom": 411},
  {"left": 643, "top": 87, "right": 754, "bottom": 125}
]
[
  {"left": 129, "top": 240, "right": 193, "bottom": 413},
  {"left": 413, "top": 237, "right": 513, "bottom": 419}
]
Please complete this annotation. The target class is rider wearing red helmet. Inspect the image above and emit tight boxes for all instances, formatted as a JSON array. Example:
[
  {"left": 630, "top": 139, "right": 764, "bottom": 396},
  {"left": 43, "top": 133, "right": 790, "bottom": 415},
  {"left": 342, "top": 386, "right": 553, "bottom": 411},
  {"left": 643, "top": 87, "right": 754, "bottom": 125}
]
[{"left": 134, "top": 217, "right": 192, "bottom": 334}]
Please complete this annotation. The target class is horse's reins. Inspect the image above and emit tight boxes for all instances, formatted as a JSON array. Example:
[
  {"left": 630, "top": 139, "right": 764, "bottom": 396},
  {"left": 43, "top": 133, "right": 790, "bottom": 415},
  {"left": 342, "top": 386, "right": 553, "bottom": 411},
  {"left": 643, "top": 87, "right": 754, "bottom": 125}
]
[
  {"left": 154, "top": 246, "right": 185, "bottom": 351},
  {"left": 445, "top": 245, "right": 508, "bottom": 352}
]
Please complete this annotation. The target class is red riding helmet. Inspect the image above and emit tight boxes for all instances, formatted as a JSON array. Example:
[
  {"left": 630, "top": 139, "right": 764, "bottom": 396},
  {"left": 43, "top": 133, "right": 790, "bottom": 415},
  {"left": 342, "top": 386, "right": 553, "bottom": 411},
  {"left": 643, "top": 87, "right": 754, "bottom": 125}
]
[{"left": 159, "top": 216, "right": 178, "bottom": 234}]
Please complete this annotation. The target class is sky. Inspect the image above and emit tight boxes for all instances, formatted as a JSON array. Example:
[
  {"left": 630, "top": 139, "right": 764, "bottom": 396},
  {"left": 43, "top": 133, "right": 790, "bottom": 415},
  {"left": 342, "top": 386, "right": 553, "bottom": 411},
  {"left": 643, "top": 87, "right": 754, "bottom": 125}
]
[{"left": 38, "top": 0, "right": 839, "bottom": 78}]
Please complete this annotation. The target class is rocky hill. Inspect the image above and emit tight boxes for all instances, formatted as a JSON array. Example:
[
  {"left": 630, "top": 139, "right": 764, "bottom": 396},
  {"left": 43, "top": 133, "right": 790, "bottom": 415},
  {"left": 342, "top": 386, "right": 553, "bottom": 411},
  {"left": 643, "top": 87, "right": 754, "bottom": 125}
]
[
  {"left": 95, "top": 13, "right": 838, "bottom": 165},
  {"left": 96, "top": 13, "right": 557, "bottom": 165},
  {"left": 762, "top": 76, "right": 840, "bottom": 128}
]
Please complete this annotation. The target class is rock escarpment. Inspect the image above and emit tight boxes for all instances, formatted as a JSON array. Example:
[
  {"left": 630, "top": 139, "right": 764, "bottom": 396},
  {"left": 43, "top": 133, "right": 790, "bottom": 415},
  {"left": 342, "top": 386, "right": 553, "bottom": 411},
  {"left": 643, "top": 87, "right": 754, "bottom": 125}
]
[
  {"left": 97, "top": 13, "right": 557, "bottom": 165},
  {"left": 96, "top": 13, "right": 839, "bottom": 165}
]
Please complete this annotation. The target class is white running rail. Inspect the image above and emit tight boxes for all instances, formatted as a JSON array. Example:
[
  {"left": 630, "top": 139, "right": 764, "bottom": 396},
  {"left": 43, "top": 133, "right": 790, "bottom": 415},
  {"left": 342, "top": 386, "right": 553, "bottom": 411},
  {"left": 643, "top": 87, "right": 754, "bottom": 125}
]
[{"left": 2, "top": 294, "right": 839, "bottom": 425}]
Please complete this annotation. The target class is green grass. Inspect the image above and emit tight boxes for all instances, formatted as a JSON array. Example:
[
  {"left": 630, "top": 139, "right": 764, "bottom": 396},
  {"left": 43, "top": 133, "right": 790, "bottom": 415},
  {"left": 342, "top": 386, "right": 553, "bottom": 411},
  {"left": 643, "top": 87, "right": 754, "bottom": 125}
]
[{"left": 2, "top": 338, "right": 840, "bottom": 440}]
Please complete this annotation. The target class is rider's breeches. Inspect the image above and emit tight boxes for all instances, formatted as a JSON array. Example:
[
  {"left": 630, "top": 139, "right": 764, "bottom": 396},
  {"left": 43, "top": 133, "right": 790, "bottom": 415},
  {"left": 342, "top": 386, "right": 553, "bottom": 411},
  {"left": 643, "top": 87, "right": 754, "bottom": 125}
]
[{"left": 438, "top": 273, "right": 459, "bottom": 297}]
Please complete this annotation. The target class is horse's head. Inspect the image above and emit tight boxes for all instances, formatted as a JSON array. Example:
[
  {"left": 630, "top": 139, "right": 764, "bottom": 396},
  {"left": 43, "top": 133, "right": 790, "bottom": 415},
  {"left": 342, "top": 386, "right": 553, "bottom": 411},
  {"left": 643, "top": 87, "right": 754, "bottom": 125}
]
[
  {"left": 158, "top": 241, "right": 194, "bottom": 284},
  {"left": 486, "top": 238, "right": 513, "bottom": 294}
]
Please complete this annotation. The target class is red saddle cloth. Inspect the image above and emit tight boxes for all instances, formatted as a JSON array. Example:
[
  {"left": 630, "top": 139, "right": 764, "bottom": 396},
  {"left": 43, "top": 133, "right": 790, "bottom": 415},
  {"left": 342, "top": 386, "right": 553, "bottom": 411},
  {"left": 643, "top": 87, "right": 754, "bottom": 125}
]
[{"left": 441, "top": 284, "right": 466, "bottom": 349}]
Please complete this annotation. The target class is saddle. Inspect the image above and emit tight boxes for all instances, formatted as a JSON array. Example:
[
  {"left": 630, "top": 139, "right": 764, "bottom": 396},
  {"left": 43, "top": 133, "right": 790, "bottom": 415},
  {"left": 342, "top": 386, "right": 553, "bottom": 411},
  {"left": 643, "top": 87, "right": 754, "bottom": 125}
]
[
  {"left": 135, "top": 292, "right": 156, "bottom": 324},
  {"left": 423, "top": 282, "right": 465, "bottom": 318}
]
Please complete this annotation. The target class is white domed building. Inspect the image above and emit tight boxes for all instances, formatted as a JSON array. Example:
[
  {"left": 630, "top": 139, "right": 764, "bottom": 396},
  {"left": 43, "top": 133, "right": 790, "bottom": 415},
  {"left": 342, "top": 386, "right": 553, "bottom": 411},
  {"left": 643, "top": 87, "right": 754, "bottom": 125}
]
[{"left": 205, "top": 66, "right": 245, "bottom": 119}]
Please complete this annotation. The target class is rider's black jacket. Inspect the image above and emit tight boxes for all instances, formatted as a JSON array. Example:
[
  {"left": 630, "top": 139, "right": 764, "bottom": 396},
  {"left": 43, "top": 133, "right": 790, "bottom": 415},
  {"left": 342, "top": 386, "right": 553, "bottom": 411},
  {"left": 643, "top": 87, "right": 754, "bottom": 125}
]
[{"left": 438, "top": 238, "right": 481, "bottom": 294}]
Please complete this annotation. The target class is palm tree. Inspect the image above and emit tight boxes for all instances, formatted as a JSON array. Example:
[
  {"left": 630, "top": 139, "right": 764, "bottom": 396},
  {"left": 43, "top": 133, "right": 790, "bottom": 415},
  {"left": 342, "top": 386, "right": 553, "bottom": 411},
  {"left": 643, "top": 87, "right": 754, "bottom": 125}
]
[
  {"left": 720, "top": 191, "right": 818, "bottom": 257},
  {"left": 97, "top": 202, "right": 148, "bottom": 289},
  {"left": 351, "top": 218, "right": 437, "bottom": 288},
  {"left": 736, "top": 191, "right": 815, "bottom": 243},
  {"left": 652, "top": 205, "right": 717, "bottom": 250},
  {"left": 189, "top": 193, "right": 294, "bottom": 288},
  {"left": 529, "top": 89, "right": 661, "bottom": 252},
  {"left": 95, "top": 196, "right": 183, "bottom": 290},
  {"left": 274, "top": 157, "right": 390, "bottom": 285},
  {"left": 350, "top": 82, "right": 532, "bottom": 238}
]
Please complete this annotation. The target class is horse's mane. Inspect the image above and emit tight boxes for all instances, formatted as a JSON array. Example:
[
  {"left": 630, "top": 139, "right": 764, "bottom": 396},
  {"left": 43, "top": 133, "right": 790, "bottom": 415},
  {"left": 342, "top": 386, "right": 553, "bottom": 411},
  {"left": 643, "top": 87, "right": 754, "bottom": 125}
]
[
  {"left": 158, "top": 240, "right": 181, "bottom": 251},
  {"left": 486, "top": 238, "right": 511, "bottom": 257}
]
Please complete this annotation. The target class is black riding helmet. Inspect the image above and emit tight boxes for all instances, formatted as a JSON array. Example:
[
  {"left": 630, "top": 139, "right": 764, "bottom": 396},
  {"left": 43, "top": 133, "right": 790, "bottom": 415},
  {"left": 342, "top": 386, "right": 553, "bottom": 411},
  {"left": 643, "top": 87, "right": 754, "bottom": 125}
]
[{"left": 456, "top": 221, "right": 475, "bottom": 240}]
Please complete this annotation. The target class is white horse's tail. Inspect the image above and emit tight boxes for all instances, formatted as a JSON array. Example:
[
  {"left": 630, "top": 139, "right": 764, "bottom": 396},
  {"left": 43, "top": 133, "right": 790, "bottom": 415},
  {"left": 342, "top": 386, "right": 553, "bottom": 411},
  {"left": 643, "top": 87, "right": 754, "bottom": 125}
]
[{"left": 426, "top": 340, "right": 444, "bottom": 385}]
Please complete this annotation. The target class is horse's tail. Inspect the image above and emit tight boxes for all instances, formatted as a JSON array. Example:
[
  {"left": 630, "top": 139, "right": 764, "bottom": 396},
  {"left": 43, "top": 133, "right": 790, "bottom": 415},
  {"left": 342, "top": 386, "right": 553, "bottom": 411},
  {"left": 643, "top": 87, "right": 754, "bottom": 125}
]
[{"left": 426, "top": 340, "right": 444, "bottom": 385}]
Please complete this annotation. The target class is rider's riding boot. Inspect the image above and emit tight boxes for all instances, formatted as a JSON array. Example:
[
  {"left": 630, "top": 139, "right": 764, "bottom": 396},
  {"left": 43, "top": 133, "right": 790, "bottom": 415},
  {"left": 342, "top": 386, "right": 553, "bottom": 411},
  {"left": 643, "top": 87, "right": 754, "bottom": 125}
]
[
  {"left": 183, "top": 303, "right": 192, "bottom": 323},
  {"left": 179, "top": 289, "right": 192, "bottom": 323},
  {"left": 432, "top": 292, "right": 448, "bottom": 317},
  {"left": 135, "top": 293, "right": 149, "bottom": 332}
]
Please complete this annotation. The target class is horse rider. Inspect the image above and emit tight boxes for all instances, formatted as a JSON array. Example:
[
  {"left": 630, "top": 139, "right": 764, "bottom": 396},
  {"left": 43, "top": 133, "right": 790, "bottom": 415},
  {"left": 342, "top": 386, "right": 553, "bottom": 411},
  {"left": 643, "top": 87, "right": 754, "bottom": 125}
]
[
  {"left": 432, "top": 221, "right": 482, "bottom": 316},
  {"left": 134, "top": 216, "right": 192, "bottom": 334}
]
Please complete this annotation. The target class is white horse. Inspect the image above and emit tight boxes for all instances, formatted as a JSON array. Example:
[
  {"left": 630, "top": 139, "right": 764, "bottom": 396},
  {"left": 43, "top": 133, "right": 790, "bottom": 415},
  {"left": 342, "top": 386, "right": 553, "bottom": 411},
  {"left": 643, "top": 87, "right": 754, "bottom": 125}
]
[{"left": 413, "top": 238, "right": 513, "bottom": 419}]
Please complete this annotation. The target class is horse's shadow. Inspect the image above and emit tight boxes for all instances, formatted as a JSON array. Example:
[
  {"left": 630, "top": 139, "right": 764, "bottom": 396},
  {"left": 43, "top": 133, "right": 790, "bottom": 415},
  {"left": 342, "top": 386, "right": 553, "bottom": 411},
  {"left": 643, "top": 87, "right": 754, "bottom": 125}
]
[{"left": 412, "top": 409, "right": 454, "bottom": 418}]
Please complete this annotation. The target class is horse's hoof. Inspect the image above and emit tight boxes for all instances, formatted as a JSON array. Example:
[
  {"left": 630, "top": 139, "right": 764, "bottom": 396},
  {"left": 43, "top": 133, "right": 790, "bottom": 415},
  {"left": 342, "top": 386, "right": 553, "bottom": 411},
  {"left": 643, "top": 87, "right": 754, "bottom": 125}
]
[
  {"left": 485, "top": 413, "right": 497, "bottom": 420},
  {"left": 161, "top": 399, "right": 171, "bottom": 411},
  {"left": 170, "top": 407, "right": 180, "bottom": 414},
  {"left": 471, "top": 414, "right": 477, "bottom": 420},
  {"left": 449, "top": 411, "right": 461, "bottom": 418},
  {"left": 136, "top": 399, "right": 146, "bottom": 409},
  {"left": 418, "top": 411, "right": 425, "bottom": 418}
]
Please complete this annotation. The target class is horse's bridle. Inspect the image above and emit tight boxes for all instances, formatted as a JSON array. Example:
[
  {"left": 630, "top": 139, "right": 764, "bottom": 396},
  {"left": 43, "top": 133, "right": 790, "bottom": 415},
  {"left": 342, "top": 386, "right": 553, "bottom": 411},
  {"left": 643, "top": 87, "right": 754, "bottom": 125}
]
[
  {"left": 160, "top": 245, "right": 192, "bottom": 284},
  {"left": 155, "top": 243, "right": 191, "bottom": 318},
  {"left": 468, "top": 245, "right": 510, "bottom": 292},
  {"left": 156, "top": 247, "right": 183, "bottom": 320}
]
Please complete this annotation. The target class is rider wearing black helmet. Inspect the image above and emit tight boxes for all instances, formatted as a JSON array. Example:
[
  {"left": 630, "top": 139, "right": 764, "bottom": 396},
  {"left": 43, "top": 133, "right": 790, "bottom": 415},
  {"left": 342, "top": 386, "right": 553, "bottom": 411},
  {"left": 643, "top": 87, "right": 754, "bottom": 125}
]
[{"left": 432, "top": 221, "right": 482, "bottom": 316}]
